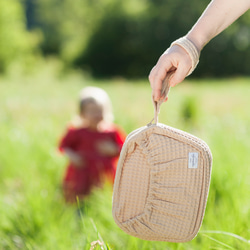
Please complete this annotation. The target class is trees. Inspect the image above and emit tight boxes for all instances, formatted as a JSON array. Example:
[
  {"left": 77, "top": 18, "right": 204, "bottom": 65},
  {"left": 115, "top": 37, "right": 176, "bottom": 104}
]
[
  {"left": 1, "top": 0, "right": 249, "bottom": 77},
  {"left": 73, "top": 0, "right": 250, "bottom": 77},
  {"left": 0, "top": 0, "right": 39, "bottom": 73},
  {"left": 74, "top": 0, "right": 207, "bottom": 77}
]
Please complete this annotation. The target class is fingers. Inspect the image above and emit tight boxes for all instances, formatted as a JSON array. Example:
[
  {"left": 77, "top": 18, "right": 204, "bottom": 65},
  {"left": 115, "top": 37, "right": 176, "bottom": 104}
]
[
  {"left": 149, "top": 55, "right": 174, "bottom": 101},
  {"left": 169, "top": 60, "right": 190, "bottom": 87},
  {"left": 149, "top": 45, "right": 192, "bottom": 101}
]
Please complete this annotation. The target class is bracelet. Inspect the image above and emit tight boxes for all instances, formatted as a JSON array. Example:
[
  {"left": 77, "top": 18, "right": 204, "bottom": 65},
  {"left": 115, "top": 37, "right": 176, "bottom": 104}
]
[{"left": 170, "top": 37, "right": 200, "bottom": 76}]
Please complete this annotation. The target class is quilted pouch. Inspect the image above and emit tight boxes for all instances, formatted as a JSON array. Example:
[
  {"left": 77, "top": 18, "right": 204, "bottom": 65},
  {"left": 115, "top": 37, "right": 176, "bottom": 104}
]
[{"left": 112, "top": 75, "right": 212, "bottom": 242}]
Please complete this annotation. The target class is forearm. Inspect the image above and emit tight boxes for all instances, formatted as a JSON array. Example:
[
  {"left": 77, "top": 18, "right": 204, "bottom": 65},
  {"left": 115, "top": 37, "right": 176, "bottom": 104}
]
[{"left": 186, "top": 0, "right": 250, "bottom": 51}]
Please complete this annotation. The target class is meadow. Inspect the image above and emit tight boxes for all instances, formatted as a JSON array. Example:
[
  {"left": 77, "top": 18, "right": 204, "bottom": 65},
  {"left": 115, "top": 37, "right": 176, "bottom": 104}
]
[{"left": 0, "top": 66, "right": 250, "bottom": 249}]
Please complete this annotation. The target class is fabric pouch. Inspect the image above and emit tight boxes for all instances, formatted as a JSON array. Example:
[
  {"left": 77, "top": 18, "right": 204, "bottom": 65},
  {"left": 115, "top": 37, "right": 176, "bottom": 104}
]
[{"left": 112, "top": 75, "right": 212, "bottom": 242}]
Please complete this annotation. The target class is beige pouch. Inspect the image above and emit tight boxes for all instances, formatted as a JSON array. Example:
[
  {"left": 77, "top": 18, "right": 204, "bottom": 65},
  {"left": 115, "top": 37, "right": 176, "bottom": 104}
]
[{"left": 112, "top": 75, "right": 212, "bottom": 242}]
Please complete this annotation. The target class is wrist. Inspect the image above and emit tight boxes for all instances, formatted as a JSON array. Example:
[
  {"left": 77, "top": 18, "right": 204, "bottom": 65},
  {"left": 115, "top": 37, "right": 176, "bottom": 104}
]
[
  {"left": 170, "top": 36, "right": 200, "bottom": 76},
  {"left": 186, "top": 33, "right": 206, "bottom": 52}
]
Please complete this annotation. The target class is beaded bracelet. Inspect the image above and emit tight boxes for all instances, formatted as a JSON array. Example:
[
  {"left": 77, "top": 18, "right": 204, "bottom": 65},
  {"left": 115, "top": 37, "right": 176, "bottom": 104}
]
[{"left": 170, "top": 37, "right": 200, "bottom": 76}]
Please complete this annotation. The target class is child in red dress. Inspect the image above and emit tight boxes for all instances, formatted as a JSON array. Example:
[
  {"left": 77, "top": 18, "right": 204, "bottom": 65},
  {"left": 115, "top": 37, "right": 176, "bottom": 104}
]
[{"left": 59, "top": 87, "right": 125, "bottom": 203}]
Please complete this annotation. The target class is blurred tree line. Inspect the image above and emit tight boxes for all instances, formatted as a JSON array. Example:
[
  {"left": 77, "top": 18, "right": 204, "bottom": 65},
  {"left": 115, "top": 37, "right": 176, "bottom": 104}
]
[{"left": 0, "top": 0, "right": 249, "bottom": 78}]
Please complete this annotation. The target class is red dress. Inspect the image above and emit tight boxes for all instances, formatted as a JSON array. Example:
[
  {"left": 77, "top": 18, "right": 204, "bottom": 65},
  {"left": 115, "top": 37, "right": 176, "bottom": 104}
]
[{"left": 59, "top": 125, "right": 125, "bottom": 202}]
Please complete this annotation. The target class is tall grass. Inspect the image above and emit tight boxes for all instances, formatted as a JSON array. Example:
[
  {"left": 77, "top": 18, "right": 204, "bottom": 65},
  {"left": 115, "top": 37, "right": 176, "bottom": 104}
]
[{"left": 0, "top": 67, "right": 250, "bottom": 249}]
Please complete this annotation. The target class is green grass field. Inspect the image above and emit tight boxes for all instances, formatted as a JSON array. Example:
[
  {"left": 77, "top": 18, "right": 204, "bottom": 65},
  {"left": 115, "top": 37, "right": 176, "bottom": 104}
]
[{"left": 0, "top": 67, "right": 250, "bottom": 249}]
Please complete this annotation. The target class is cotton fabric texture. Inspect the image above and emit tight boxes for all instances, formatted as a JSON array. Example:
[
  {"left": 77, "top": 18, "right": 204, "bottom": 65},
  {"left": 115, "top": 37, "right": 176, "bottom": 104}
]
[
  {"left": 112, "top": 75, "right": 212, "bottom": 242},
  {"left": 112, "top": 123, "right": 212, "bottom": 242}
]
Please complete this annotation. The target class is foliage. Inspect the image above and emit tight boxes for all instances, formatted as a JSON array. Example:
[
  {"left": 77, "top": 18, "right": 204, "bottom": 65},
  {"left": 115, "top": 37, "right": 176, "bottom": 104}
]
[
  {"left": 0, "top": 0, "right": 249, "bottom": 77},
  {"left": 0, "top": 0, "right": 40, "bottom": 74},
  {"left": 75, "top": 0, "right": 207, "bottom": 78},
  {"left": 27, "top": 0, "right": 250, "bottom": 78},
  {"left": 33, "top": 0, "right": 118, "bottom": 62},
  {"left": 0, "top": 69, "right": 250, "bottom": 249},
  {"left": 197, "top": 10, "right": 250, "bottom": 77}
]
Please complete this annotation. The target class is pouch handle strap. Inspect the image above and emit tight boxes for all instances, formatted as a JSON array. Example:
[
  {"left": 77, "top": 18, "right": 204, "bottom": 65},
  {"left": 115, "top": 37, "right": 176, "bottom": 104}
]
[{"left": 150, "top": 71, "right": 174, "bottom": 125}]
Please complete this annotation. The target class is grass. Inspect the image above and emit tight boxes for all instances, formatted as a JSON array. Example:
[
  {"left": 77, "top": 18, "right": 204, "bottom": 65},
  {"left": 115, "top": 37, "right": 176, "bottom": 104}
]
[{"left": 0, "top": 66, "right": 250, "bottom": 249}]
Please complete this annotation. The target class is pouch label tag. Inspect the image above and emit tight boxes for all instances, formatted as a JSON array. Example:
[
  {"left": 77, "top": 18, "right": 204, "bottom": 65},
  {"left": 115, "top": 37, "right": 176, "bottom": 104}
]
[{"left": 188, "top": 152, "right": 199, "bottom": 168}]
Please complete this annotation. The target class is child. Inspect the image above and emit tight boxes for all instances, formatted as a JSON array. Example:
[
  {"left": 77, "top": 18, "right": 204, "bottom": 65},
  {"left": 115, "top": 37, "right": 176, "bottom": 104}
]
[{"left": 58, "top": 86, "right": 125, "bottom": 203}]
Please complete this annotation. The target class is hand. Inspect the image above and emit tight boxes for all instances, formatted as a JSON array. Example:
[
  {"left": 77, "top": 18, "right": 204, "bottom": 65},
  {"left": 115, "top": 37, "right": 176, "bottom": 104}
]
[
  {"left": 70, "top": 153, "right": 84, "bottom": 168},
  {"left": 96, "top": 140, "right": 119, "bottom": 157},
  {"left": 149, "top": 45, "right": 192, "bottom": 102},
  {"left": 64, "top": 149, "right": 85, "bottom": 168}
]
